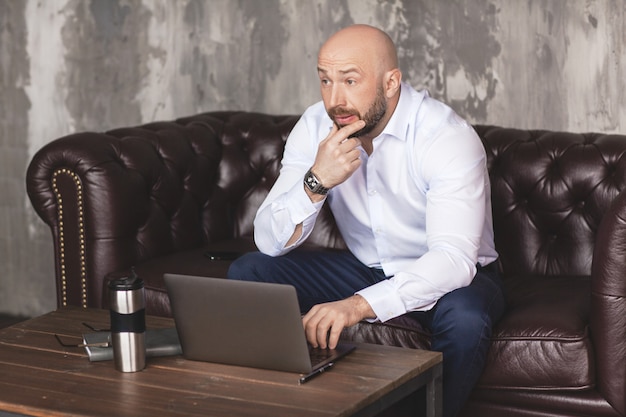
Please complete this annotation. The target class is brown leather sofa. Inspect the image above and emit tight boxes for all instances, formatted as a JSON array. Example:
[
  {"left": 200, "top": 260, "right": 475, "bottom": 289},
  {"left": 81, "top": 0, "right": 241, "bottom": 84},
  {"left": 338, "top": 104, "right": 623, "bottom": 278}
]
[{"left": 26, "top": 111, "right": 626, "bottom": 417}]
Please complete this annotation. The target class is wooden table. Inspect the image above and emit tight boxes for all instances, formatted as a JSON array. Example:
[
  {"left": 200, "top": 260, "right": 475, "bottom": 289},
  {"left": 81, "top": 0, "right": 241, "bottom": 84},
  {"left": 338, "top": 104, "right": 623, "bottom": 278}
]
[{"left": 0, "top": 307, "right": 442, "bottom": 417}]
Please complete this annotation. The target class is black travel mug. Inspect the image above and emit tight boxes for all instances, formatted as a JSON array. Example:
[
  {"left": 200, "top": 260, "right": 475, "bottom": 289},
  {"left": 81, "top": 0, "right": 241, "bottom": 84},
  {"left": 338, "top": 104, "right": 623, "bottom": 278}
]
[{"left": 109, "top": 269, "right": 146, "bottom": 372}]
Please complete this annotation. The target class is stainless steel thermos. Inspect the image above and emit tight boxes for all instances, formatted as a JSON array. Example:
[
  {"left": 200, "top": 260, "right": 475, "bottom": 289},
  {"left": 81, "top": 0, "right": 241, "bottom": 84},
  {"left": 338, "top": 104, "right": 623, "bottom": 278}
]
[{"left": 109, "top": 269, "right": 146, "bottom": 372}]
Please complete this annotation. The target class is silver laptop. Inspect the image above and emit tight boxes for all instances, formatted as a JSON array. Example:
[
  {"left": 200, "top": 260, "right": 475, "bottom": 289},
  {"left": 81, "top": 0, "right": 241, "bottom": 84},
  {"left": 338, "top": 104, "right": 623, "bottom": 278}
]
[{"left": 163, "top": 274, "right": 355, "bottom": 379}]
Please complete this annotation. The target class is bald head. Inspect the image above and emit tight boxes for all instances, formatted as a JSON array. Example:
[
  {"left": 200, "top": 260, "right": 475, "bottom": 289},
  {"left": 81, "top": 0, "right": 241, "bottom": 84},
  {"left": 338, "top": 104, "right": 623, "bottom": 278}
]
[{"left": 319, "top": 25, "right": 399, "bottom": 74}]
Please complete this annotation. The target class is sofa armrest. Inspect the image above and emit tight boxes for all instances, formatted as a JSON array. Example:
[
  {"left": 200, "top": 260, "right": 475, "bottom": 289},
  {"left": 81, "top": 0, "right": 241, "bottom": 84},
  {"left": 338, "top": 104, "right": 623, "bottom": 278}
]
[
  {"left": 591, "top": 189, "right": 626, "bottom": 416},
  {"left": 26, "top": 119, "right": 224, "bottom": 309}
]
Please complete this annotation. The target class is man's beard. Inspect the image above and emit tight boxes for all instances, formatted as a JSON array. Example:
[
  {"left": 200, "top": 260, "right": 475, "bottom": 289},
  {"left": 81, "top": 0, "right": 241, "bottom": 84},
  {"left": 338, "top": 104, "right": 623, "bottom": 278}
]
[{"left": 328, "top": 87, "right": 387, "bottom": 138}]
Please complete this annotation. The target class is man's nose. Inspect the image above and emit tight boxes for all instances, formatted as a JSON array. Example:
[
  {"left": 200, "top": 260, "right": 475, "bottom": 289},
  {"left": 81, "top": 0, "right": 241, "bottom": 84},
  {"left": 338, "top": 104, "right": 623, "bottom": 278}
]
[{"left": 328, "top": 85, "right": 346, "bottom": 108}]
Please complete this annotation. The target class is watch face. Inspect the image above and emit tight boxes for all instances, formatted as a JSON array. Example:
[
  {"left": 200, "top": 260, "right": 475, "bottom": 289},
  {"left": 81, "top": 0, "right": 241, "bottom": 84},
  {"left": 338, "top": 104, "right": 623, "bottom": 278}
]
[
  {"left": 305, "top": 173, "right": 319, "bottom": 188},
  {"left": 304, "top": 169, "right": 328, "bottom": 194}
]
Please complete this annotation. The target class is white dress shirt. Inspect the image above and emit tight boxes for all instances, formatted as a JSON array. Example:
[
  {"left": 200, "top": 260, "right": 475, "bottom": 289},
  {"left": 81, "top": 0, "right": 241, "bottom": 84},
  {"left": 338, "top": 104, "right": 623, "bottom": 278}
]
[{"left": 254, "top": 82, "right": 498, "bottom": 322}]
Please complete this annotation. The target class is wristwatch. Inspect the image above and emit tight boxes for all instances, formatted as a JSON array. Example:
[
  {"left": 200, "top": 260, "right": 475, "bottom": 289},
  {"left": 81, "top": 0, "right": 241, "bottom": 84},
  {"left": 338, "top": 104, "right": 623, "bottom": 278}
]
[{"left": 304, "top": 169, "right": 329, "bottom": 195}]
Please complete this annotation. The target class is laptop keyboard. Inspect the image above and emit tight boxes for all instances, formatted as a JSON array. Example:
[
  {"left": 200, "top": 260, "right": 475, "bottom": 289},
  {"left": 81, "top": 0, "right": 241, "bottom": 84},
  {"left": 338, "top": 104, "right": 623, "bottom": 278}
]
[{"left": 308, "top": 346, "right": 336, "bottom": 367}]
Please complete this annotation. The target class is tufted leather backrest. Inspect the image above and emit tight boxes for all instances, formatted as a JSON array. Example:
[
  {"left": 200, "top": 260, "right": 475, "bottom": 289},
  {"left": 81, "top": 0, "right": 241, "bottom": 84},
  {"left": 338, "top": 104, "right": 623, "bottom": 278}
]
[{"left": 475, "top": 125, "right": 626, "bottom": 277}]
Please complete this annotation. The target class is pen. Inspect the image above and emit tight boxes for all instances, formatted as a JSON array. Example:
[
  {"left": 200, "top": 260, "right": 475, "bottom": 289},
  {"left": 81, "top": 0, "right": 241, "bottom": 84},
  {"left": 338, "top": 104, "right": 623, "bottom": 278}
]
[{"left": 299, "top": 362, "right": 335, "bottom": 384}]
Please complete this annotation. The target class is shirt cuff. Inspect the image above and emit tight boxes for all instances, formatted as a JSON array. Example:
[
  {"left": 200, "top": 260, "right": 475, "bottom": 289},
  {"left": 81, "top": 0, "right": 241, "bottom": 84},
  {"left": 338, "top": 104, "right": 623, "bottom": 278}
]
[
  {"left": 287, "top": 183, "right": 325, "bottom": 225},
  {"left": 356, "top": 280, "right": 406, "bottom": 323}
]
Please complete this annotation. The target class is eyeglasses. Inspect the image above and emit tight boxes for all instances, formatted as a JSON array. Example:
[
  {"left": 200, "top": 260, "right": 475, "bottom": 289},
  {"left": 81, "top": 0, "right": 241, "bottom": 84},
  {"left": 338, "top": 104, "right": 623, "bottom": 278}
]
[
  {"left": 54, "top": 322, "right": 111, "bottom": 348},
  {"left": 81, "top": 322, "right": 110, "bottom": 332}
]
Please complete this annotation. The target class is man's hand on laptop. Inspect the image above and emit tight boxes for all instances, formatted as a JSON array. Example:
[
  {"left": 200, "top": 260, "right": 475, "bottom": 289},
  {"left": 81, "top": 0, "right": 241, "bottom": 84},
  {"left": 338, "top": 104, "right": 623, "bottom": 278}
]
[{"left": 302, "top": 295, "right": 376, "bottom": 349}]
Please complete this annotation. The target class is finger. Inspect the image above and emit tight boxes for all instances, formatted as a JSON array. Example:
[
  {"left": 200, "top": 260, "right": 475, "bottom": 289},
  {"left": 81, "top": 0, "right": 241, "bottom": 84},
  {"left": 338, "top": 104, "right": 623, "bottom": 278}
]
[
  {"left": 327, "top": 322, "right": 343, "bottom": 350},
  {"left": 339, "top": 138, "right": 362, "bottom": 155},
  {"left": 333, "top": 120, "right": 365, "bottom": 143},
  {"left": 338, "top": 148, "right": 363, "bottom": 171},
  {"left": 302, "top": 307, "right": 321, "bottom": 347},
  {"left": 322, "top": 123, "right": 339, "bottom": 143},
  {"left": 316, "top": 317, "right": 331, "bottom": 349}
]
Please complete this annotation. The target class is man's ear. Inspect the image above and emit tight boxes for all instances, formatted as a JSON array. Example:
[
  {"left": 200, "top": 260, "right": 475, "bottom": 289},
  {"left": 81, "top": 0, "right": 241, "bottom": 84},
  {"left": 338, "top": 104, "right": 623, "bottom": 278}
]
[{"left": 384, "top": 68, "right": 402, "bottom": 98}]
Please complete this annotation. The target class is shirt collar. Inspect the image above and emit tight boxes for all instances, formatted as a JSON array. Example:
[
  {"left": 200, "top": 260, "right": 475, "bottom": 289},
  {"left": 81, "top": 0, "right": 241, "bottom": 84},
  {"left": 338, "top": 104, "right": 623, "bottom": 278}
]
[{"left": 380, "top": 82, "right": 425, "bottom": 142}]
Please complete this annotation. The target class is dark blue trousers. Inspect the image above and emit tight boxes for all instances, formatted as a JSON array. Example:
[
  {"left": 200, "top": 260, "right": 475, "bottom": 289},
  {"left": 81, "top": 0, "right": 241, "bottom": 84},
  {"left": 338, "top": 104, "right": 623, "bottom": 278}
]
[{"left": 228, "top": 250, "right": 505, "bottom": 417}]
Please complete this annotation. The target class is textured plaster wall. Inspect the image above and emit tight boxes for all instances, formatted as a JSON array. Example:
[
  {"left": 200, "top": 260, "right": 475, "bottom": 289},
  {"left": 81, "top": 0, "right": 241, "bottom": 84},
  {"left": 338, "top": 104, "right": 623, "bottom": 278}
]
[{"left": 1, "top": 0, "right": 625, "bottom": 316}]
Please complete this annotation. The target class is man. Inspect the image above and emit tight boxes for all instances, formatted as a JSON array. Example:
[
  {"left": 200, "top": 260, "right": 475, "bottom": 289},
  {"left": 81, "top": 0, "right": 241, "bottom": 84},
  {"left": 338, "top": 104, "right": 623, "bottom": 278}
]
[{"left": 228, "top": 24, "right": 505, "bottom": 417}]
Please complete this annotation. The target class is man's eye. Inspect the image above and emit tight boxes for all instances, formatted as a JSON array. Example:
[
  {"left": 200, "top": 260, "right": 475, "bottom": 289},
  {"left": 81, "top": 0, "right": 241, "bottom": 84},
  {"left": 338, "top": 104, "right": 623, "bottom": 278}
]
[
  {"left": 321, "top": 79, "right": 330, "bottom": 86},
  {"left": 346, "top": 79, "right": 356, "bottom": 85}
]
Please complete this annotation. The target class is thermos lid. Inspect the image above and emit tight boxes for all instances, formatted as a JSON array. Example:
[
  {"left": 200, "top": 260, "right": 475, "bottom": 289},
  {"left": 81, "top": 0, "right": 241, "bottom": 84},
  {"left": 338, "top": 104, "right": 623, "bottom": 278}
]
[{"left": 109, "top": 268, "right": 144, "bottom": 291}]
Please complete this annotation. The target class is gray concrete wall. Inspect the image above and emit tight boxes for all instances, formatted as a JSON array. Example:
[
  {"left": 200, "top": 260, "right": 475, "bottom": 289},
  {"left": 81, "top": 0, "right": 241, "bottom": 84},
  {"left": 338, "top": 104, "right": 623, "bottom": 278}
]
[{"left": 2, "top": 0, "right": 625, "bottom": 316}]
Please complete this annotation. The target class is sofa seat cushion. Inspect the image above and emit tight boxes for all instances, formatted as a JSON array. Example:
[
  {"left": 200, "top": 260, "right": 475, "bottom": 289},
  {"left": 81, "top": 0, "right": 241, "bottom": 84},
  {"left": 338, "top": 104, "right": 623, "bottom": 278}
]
[{"left": 477, "top": 275, "right": 594, "bottom": 391}]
